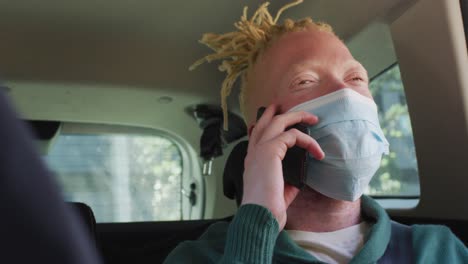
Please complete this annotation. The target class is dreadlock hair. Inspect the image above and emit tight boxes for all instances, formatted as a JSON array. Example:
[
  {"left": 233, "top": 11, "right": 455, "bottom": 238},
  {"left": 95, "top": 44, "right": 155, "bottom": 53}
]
[{"left": 189, "top": 0, "right": 334, "bottom": 130}]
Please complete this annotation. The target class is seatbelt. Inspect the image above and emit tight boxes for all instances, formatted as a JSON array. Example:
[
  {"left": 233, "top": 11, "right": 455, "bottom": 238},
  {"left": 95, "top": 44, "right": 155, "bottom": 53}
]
[{"left": 378, "top": 221, "right": 414, "bottom": 264}]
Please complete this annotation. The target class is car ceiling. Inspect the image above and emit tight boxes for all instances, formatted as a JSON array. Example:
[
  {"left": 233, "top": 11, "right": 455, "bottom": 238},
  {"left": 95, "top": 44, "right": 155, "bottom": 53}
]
[{"left": 0, "top": 0, "right": 409, "bottom": 104}]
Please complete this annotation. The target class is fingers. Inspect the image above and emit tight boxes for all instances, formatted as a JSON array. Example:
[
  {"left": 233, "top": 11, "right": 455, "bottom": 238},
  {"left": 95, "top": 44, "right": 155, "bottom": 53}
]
[
  {"left": 248, "top": 105, "right": 323, "bottom": 161},
  {"left": 274, "top": 128, "right": 325, "bottom": 160},
  {"left": 250, "top": 104, "right": 319, "bottom": 144},
  {"left": 259, "top": 110, "right": 319, "bottom": 144},
  {"left": 249, "top": 104, "right": 277, "bottom": 146}
]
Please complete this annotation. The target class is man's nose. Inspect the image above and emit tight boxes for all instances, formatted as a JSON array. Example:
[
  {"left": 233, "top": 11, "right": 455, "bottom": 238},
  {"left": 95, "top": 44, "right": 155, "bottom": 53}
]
[{"left": 323, "top": 77, "right": 348, "bottom": 94}]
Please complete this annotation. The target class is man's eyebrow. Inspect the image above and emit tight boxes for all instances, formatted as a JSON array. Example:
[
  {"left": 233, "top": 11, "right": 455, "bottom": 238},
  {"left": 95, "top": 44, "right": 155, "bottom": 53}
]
[
  {"left": 287, "top": 61, "right": 322, "bottom": 74},
  {"left": 344, "top": 60, "right": 368, "bottom": 76}
]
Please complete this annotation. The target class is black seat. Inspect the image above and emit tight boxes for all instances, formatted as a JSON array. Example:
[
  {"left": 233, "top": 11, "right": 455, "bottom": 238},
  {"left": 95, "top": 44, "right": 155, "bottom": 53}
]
[
  {"left": 98, "top": 218, "right": 231, "bottom": 264},
  {"left": 68, "top": 202, "right": 98, "bottom": 245},
  {"left": 223, "top": 140, "right": 248, "bottom": 206}
]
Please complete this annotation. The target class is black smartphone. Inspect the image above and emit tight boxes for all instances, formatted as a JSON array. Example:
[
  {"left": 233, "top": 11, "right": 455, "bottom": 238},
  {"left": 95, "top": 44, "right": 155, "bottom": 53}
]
[{"left": 256, "top": 107, "right": 308, "bottom": 189}]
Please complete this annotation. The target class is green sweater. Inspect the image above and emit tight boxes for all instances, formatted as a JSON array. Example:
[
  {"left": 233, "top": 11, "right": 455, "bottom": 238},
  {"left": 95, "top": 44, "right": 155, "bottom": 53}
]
[{"left": 164, "top": 196, "right": 467, "bottom": 263}]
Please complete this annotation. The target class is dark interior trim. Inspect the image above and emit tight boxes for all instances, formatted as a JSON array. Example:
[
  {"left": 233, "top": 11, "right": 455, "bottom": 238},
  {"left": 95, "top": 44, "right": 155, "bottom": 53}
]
[{"left": 461, "top": 0, "right": 468, "bottom": 48}]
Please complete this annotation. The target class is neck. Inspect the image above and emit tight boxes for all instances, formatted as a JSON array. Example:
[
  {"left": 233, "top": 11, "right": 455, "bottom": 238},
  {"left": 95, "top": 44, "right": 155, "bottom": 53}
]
[{"left": 285, "top": 187, "right": 362, "bottom": 232}]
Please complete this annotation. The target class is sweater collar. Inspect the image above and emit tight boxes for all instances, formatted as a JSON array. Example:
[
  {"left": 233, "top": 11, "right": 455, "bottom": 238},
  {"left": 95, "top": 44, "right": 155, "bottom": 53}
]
[{"left": 274, "top": 195, "right": 391, "bottom": 263}]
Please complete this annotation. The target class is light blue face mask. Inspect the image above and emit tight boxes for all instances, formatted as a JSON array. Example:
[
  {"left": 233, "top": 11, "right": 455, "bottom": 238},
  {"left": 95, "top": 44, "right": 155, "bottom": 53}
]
[{"left": 288, "top": 88, "right": 389, "bottom": 201}]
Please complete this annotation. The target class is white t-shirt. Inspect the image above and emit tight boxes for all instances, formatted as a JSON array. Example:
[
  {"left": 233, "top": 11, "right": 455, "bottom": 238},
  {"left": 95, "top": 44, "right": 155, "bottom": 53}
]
[{"left": 286, "top": 222, "right": 370, "bottom": 264}]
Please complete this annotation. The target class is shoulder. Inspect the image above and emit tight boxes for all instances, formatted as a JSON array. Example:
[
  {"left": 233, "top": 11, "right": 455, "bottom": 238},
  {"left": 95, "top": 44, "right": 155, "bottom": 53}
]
[
  {"left": 163, "top": 221, "right": 230, "bottom": 263},
  {"left": 412, "top": 224, "right": 461, "bottom": 244},
  {"left": 412, "top": 224, "right": 468, "bottom": 263}
]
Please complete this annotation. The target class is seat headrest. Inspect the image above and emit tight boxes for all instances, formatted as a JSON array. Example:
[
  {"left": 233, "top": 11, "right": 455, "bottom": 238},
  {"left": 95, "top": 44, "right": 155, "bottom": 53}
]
[
  {"left": 223, "top": 141, "right": 248, "bottom": 206},
  {"left": 68, "top": 202, "right": 97, "bottom": 243}
]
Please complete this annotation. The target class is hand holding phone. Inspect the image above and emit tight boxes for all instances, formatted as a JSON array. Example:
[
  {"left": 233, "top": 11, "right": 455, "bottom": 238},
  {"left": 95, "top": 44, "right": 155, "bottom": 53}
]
[
  {"left": 257, "top": 107, "right": 308, "bottom": 189},
  {"left": 242, "top": 104, "right": 323, "bottom": 230}
]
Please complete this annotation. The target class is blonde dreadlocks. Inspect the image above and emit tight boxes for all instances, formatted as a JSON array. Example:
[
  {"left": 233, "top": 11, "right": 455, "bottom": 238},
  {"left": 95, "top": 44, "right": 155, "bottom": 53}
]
[{"left": 190, "top": 0, "right": 334, "bottom": 130}]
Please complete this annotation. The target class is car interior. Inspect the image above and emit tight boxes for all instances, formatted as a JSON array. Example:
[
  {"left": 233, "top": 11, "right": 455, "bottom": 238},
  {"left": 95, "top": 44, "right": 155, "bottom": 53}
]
[{"left": 0, "top": 0, "right": 467, "bottom": 263}]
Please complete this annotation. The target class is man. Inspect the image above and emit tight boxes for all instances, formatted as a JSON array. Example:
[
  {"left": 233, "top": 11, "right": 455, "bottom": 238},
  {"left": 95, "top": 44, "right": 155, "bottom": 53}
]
[{"left": 165, "top": 1, "right": 467, "bottom": 263}]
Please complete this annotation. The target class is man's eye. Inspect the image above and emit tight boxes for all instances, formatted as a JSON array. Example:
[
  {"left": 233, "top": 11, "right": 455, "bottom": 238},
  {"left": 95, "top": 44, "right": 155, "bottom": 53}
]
[
  {"left": 347, "top": 74, "right": 368, "bottom": 84},
  {"left": 290, "top": 76, "right": 318, "bottom": 91},
  {"left": 298, "top": 80, "right": 313, "bottom": 86}
]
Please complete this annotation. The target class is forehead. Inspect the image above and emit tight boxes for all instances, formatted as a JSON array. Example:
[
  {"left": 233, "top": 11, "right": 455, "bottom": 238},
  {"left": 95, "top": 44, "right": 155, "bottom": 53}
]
[{"left": 253, "top": 28, "right": 360, "bottom": 76}]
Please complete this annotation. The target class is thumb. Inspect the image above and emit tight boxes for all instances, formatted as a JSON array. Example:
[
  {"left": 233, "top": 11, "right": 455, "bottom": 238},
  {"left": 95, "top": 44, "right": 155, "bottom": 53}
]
[{"left": 284, "top": 184, "right": 300, "bottom": 207}]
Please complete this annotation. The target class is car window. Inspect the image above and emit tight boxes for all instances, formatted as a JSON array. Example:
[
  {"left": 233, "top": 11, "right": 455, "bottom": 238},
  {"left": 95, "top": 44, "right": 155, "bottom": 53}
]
[
  {"left": 44, "top": 132, "right": 186, "bottom": 222},
  {"left": 365, "top": 64, "right": 420, "bottom": 197}
]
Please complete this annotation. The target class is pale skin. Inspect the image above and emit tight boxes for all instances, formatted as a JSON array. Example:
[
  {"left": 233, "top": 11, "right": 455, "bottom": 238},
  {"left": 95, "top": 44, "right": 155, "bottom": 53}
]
[{"left": 241, "top": 26, "right": 372, "bottom": 231}]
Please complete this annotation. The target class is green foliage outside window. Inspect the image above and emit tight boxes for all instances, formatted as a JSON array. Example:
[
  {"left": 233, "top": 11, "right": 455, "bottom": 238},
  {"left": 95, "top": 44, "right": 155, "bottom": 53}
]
[{"left": 366, "top": 65, "right": 420, "bottom": 196}]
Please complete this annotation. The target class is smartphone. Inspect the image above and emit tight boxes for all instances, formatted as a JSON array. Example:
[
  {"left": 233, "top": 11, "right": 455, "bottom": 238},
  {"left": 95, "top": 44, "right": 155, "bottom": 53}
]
[{"left": 257, "top": 107, "right": 308, "bottom": 189}]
